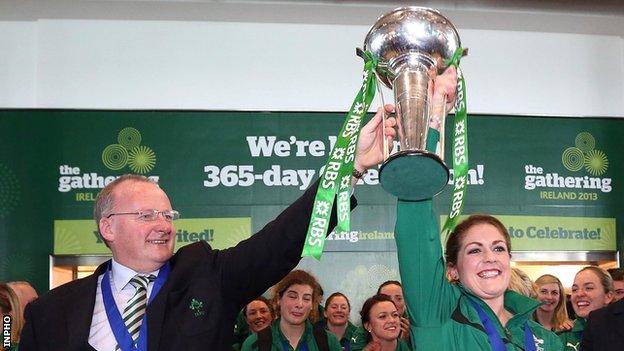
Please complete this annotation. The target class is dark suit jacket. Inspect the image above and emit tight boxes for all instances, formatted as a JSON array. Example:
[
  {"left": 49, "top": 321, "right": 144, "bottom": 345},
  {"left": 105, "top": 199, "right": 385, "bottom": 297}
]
[
  {"left": 581, "top": 298, "right": 624, "bottom": 351},
  {"left": 20, "top": 181, "right": 354, "bottom": 351}
]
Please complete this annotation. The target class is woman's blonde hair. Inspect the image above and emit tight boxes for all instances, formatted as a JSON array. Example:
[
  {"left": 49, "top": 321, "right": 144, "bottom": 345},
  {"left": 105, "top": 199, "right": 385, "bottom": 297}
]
[
  {"left": 534, "top": 274, "right": 569, "bottom": 330},
  {"left": 509, "top": 267, "right": 537, "bottom": 298},
  {"left": 0, "top": 283, "right": 24, "bottom": 349}
]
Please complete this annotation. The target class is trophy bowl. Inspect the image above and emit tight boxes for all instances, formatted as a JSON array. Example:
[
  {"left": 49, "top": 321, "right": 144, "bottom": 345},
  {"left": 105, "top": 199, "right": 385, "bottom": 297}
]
[{"left": 364, "top": 7, "right": 462, "bottom": 201}]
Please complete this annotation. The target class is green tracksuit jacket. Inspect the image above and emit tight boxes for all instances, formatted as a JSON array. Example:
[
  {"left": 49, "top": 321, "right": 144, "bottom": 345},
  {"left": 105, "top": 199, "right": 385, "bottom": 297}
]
[
  {"left": 395, "top": 199, "right": 563, "bottom": 350},
  {"left": 557, "top": 318, "right": 584, "bottom": 351},
  {"left": 241, "top": 319, "right": 342, "bottom": 351},
  {"left": 349, "top": 326, "right": 411, "bottom": 351},
  {"left": 329, "top": 321, "right": 358, "bottom": 350}
]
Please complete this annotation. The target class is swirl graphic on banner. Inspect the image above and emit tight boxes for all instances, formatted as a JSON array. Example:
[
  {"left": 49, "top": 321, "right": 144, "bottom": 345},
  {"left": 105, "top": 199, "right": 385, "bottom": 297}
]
[
  {"left": 561, "top": 147, "right": 584, "bottom": 172},
  {"left": 0, "top": 163, "right": 21, "bottom": 217},
  {"left": 575, "top": 132, "right": 595, "bottom": 153},
  {"left": 584, "top": 150, "right": 608, "bottom": 176},
  {"left": 128, "top": 146, "right": 156, "bottom": 174},
  {"left": 0, "top": 253, "right": 35, "bottom": 281},
  {"left": 561, "top": 132, "right": 608, "bottom": 176},
  {"left": 102, "top": 144, "right": 129, "bottom": 170},
  {"left": 101, "top": 127, "right": 157, "bottom": 174},
  {"left": 118, "top": 127, "right": 142, "bottom": 149}
]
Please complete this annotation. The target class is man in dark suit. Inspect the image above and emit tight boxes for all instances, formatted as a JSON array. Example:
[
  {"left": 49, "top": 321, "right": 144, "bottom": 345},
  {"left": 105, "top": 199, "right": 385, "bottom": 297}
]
[
  {"left": 19, "top": 106, "right": 397, "bottom": 351},
  {"left": 581, "top": 298, "right": 624, "bottom": 351}
]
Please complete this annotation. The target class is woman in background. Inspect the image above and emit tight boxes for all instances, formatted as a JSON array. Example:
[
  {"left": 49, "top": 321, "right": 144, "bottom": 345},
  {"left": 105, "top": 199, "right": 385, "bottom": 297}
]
[
  {"left": 558, "top": 266, "right": 614, "bottom": 350},
  {"left": 245, "top": 296, "right": 275, "bottom": 334},
  {"left": 233, "top": 296, "right": 276, "bottom": 350},
  {"left": 357, "top": 294, "right": 410, "bottom": 351},
  {"left": 241, "top": 270, "right": 341, "bottom": 351},
  {"left": 322, "top": 292, "right": 357, "bottom": 351},
  {"left": 376, "top": 281, "right": 410, "bottom": 345},
  {"left": 508, "top": 267, "right": 537, "bottom": 298},
  {"left": 0, "top": 283, "right": 22, "bottom": 351},
  {"left": 534, "top": 274, "right": 572, "bottom": 332}
]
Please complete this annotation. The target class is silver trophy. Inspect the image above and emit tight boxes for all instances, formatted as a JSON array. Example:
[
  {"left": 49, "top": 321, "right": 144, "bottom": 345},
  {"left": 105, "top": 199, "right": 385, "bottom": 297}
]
[{"left": 364, "top": 7, "right": 463, "bottom": 200}]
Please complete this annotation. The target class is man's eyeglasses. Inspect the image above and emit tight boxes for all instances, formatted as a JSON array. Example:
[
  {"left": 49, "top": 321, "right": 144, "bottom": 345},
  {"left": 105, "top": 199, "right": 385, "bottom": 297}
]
[{"left": 106, "top": 209, "right": 180, "bottom": 222}]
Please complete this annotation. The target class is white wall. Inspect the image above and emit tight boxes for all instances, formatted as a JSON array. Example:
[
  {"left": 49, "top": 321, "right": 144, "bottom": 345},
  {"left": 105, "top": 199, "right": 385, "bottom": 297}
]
[
  {"left": 0, "top": 21, "right": 37, "bottom": 107},
  {"left": 1, "top": 18, "right": 622, "bottom": 117}
]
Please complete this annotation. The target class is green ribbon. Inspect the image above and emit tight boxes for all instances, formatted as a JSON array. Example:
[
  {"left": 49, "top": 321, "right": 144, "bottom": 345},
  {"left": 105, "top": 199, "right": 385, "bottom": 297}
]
[
  {"left": 301, "top": 51, "right": 378, "bottom": 260},
  {"left": 441, "top": 48, "right": 469, "bottom": 243}
]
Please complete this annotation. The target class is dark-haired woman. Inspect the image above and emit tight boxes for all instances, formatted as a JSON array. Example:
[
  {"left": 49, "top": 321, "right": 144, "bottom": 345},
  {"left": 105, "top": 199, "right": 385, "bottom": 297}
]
[
  {"left": 558, "top": 266, "right": 614, "bottom": 350},
  {"left": 376, "top": 281, "right": 410, "bottom": 346},
  {"left": 233, "top": 296, "right": 276, "bottom": 350},
  {"left": 356, "top": 294, "right": 410, "bottom": 351}
]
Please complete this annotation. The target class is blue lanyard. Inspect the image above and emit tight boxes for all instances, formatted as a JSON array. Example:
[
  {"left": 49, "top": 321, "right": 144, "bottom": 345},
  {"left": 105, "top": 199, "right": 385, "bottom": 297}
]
[
  {"left": 468, "top": 298, "right": 536, "bottom": 351},
  {"left": 341, "top": 339, "right": 350, "bottom": 351},
  {"left": 102, "top": 262, "right": 170, "bottom": 351},
  {"left": 281, "top": 337, "right": 310, "bottom": 351}
]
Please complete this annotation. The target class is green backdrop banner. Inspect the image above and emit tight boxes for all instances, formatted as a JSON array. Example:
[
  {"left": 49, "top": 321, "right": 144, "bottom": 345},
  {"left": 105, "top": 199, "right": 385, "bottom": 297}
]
[{"left": 0, "top": 110, "right": 621, "bottom": 293}]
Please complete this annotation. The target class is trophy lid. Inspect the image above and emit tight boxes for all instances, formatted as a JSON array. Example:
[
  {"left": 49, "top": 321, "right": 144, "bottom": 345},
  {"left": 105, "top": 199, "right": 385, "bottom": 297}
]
[{"left": 363, "top": 7, "right": 461, "bottom": 87}]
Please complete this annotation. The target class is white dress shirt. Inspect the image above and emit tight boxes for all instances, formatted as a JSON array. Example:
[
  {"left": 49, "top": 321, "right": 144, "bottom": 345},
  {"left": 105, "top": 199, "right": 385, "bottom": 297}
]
[{"left": 88, "top": 259, "right": 159, "bottom": 351}]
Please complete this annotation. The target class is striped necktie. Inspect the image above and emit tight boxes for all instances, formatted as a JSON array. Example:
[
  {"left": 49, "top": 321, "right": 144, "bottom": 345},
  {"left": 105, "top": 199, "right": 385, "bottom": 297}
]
[{"left": 118, "top": 274, "right": 156, "bottom": 348}]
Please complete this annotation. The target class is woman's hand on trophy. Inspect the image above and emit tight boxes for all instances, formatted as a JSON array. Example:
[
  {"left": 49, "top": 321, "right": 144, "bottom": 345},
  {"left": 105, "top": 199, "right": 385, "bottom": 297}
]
[
  {"left": 353, "top": 104, "right": 396, "bottom": 179},
  {"left": 435, "top": 65, "right": 458, "bottom": 112},
  {"left": 429, "top": 65, "right": 458, "bottom": 130}
]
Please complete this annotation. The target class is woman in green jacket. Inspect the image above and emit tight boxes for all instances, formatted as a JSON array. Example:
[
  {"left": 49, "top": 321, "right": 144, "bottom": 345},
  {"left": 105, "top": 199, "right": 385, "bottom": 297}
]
[
  {"left": 534, "top": 274, "right": 572, "bottom": 333},
  {"left": 355, "top": 294, "right": 411, "bottom": 351},
  {"left": 241, "top": 270, "right": 342, "bottom": 351},
  {"left": 396, "top": 206, "right": 564, "bottom": 351},
  {"left": 322, "top": 292, "right": 357, "bottom": 351},
  {"left": 558, "top": 266, "right": 614, "bottom": 350},
  {"left": 393, "top": 65, "right": 562, "bottom": 351}
]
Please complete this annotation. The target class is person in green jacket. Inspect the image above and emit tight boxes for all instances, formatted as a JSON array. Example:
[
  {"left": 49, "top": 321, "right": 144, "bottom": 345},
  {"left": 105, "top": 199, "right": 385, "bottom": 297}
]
[
  {"left": 396, "top": 207, "right": 564, "bottom": 351},
  {"left": 233, "top": 296, "right": 276, "bottom": 350},
  {"left": 393, "top": 65, "right": 562, "bottom": 351},
  {"left": 320, "top": 292, "right": 358, "bottom": 351},
  {"left": 241, "top": 270, "right": 342, "bottom": 351},
  {"left": 353, "top": 294, "right": 411, "bottom": 351},
  {"left": 377, "top": 281, "right": 411, "bottom": 347},
  {"left": 534, "top": 274, "right": 573, "bottom": 333},
  {"left": 558, "top": 266, "right": 614, "bottom": 350}
]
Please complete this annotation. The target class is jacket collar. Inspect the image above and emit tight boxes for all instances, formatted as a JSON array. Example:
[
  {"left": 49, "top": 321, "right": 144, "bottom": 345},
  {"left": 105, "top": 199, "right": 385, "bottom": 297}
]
[
  {"left": 273, "top": 318, "right": 314, "bottom": 348},
  {"left": 459, "top": 285, "right": 542, "bottom": 328}
]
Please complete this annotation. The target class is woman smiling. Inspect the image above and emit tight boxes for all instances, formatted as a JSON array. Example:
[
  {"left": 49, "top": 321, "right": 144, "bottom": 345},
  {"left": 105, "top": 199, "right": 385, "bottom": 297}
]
[
  {"left": 395, "top": 209, "right": 564, "bottom": 350},
  {"left": 322, "top": 292, "right": 357, "bottom": 351},
  {"left": 558, "top": 266, "right": 614, "bottom": 350},
  {"left": 392, "top": 65, "right": 562, "bottom": 350},
  {"left": 358, "top": 294, "right": 410, "bottom": 351},
  {"left": 534, "top": 274, "right": 572, "bottom": 332}
]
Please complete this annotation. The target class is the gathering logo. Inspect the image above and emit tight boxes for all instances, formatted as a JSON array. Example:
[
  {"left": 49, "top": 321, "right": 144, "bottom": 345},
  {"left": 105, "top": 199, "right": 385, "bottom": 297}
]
[
  {"left": 102, "top": 127, "right": 156, "bottom": 174},
  {"left": 58, "top": 127, "right": 159, "bottom": 195},
  {"left": 525, "top": 132, "right": 612, "bottom": 194},
  {"left": 561, "top": 132, "right": 608, "bottom": 175}
]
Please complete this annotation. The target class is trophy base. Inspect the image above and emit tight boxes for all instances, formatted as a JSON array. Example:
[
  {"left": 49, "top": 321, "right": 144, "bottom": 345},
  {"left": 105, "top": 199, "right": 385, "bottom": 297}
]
[{"left": 379, "top": 150, "right": 449, "bottom": 201}]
